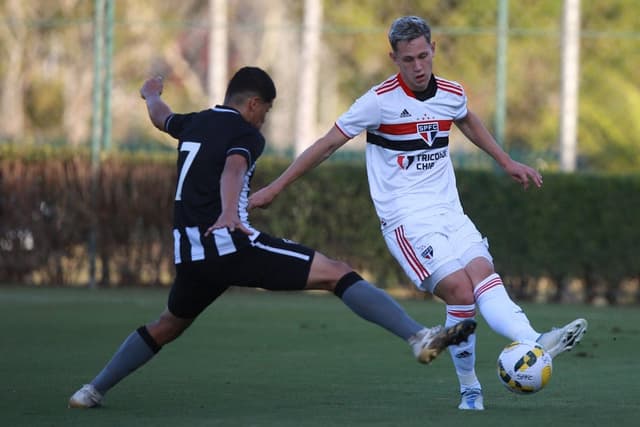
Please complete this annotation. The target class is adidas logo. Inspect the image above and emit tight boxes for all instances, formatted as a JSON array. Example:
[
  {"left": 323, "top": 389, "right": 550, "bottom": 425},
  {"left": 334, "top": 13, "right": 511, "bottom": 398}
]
[{"left": 400, "top": 109, "right": 411, "bottom": 118}]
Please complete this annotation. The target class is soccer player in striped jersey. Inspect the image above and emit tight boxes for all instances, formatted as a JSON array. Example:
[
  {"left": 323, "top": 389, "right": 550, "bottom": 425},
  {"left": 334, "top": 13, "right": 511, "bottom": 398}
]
[
  {"left": 250, "top": 16, "right": 587, "bottom": 410},
  {"left": 68, "top": 66, "right": 477, "bottom": 409}
]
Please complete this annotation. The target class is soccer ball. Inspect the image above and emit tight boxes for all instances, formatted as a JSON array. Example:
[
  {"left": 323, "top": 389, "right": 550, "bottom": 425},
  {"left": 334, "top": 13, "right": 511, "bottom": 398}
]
[{"left": 497, "top": 340, "right": 553, "bottom": 394}]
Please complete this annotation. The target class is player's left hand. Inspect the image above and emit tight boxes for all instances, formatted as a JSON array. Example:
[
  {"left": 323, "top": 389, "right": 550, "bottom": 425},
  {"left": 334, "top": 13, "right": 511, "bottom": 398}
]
[
  {"left": 248, "top": 185, "right": 278, "bottom": 210},
  {"left": 503, "top": 159, "right": 543, "bottom": 190},
  {"left": 205, "top": 212, "right": 253, "bottom": 236}
]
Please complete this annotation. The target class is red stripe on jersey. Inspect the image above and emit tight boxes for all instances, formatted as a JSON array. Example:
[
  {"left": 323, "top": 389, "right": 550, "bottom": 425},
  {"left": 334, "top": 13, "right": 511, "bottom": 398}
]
[
  {"left": 447, "top": 308, "right": 477, "bottom": 318},
  {"left": 378, "top": 120, "right": 453, "bottom": 135},
  {"left": 436, "top": 78, "right": 464, "bottom": 96},
  {"left": 435, "top": 78, "right": 462, "bottom": 90},
  {"left": 378, "top": 76, "right": 397, "bottom": 87},
  {"left": 436, "top": 84, "right": 464, "bottom": 96},
  {"left": 376, "top": 80, "right": 400, "bottom": 95},
  {"left": 474, "top": 276, "right": 503, "bottom": 298},
  {"left": 435, "top": 77, "right": 462, "bottom": 89},
  {"left": 394, "top": 226, "right": 429, "bottom": 281}
]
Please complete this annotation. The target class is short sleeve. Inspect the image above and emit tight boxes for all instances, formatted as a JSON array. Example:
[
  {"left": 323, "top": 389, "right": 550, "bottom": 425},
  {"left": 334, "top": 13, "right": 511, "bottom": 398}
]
[
  {"left": 226, "top": 128, "right": 264, "bottom": 169},
  {"left": 335, "top": 89, "right": 381, "bottom": 139},
  {"left": 453, "top": 90, "right": 468, "bottom": 121},
  {"left": 164, "top": 112, "right": 197, "bottom": 139}
]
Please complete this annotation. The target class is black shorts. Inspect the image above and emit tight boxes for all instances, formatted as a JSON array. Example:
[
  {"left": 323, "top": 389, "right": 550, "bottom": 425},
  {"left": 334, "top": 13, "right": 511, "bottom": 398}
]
[{"left": 168, "top": 232, "right": 315, "bottom": 318}]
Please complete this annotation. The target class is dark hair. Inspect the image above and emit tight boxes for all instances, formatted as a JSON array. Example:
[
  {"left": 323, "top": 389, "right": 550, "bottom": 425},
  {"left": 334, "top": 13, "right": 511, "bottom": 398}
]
[
  {"left": 388, "top": 16, "right": 432, "bottom": 51},
  {"left": 224, "top": 66, "right": 276, "bottom": 104}
]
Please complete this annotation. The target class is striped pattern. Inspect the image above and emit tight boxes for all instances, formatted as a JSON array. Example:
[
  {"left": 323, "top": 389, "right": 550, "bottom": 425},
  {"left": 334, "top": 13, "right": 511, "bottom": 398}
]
[
  {"left": 173, "top": 226, "right": 239, "bottom": 263},
  {"left": 474, "top": 273, "right": 503, "bottom": 299},
  {"left": 394, "top": 225, "right": 430, "bottom": 281},
  {"left": 375, "top": 75, "right": 401, "bottom": 95},
  {"left": 377, "top": 119, "right": 453, "bottom": 136},
  {"left": 447, "top": 305, "right": 477, "bottom": 318},
  {"left": 436, "top": 77, "right": 464, "bottom": 96},
  {"left": 252, "top": 240, "right": 311, "bottom": 261}
]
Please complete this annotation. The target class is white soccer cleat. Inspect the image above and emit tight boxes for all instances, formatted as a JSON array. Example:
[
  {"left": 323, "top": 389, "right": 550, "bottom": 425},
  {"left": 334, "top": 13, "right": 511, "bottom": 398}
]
[
  {"left": 537, "top": 318, "right": 588, "bottom": 358},
  {"left": 458, "top": 388, "right": 484, "bottom": 410},
  {"left": 410, "top": 319, "right": 477, "bottom": 364},
  {"left": 68, "top": 384, "right": 103, "bottom": 408}
]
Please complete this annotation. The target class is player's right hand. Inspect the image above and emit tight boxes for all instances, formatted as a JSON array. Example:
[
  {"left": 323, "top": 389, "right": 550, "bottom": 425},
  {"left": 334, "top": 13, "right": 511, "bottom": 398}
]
[{"left": 205, "top": 212, "right": 253, "bottom": 236}]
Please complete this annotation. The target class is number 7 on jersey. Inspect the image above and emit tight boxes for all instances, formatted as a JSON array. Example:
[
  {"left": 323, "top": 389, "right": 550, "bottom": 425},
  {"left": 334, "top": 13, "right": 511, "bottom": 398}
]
[{"left": 175, "top": 141, "right": 201, "bottom": 201}]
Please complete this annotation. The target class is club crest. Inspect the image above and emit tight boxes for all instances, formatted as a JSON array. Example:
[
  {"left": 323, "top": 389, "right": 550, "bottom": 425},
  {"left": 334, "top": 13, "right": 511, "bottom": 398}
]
[
  {"left": 421, "top": 245, "right": 434, "bottom": 260},
  {"left": 417, "top": 122, "right": 439, "bottom": 146}
]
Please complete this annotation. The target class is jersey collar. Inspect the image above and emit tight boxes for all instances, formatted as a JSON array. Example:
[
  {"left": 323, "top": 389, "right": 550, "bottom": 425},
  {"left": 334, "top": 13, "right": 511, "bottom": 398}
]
[
  {"left": 397, "top": 73, "right": 437, "bottom": 101},
  {"left": 213, "top": 105, "right": 240, "bottom": 114}
]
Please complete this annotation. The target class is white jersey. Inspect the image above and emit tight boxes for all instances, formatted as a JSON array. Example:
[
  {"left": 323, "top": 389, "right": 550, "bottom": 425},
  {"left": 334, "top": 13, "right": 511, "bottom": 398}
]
[{"left": 336, "top": 73, "right": 468, "bottom": 232}]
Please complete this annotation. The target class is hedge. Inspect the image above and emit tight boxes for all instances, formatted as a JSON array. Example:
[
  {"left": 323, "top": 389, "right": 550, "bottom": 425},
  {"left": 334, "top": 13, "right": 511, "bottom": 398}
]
[{"left": 1, "top": 151, "right": 638, "bottom": 304}]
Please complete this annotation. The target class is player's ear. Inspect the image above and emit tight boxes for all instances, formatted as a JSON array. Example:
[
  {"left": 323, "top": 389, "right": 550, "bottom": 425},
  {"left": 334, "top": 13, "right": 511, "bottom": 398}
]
[{"left": 247, "top": 96, "right": 262, "bottom": 112}]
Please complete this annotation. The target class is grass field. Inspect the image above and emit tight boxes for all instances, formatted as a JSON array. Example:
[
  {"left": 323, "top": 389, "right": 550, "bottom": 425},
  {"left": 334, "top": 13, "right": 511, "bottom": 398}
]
[{"left": 0, "top": 287, "right": 636, "bottom": 427}]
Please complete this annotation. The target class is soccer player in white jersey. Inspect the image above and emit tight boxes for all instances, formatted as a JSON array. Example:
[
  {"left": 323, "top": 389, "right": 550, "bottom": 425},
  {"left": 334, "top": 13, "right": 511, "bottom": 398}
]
[{"left": 250, "top": 16, "right": 588, "bottom": 410}]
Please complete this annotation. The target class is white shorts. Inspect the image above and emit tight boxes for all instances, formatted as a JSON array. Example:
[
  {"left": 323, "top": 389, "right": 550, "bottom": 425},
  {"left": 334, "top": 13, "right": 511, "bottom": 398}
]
[{"left": 383, "top": 211, "right": 493, "bottom": 293}]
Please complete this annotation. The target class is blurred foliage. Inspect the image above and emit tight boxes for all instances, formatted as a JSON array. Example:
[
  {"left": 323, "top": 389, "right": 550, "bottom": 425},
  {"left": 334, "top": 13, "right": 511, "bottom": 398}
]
[
  {"left": 25, "top": 78, "right": 65, "bottom": 131},
  {"left": 2, "top": 152, "right": 639, "bottom": 306},
  {"left": 0, "top": 0, "right": 639, "bottom": 172}
]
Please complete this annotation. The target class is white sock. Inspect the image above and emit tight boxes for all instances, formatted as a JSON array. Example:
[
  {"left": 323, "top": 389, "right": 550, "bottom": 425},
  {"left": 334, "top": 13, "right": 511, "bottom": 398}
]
[
  {"left": 474, "top": 273, "right": 539, "bottom": 341},
  {"left": 446, "top": 305, "right": 481, "bottom": 393}
]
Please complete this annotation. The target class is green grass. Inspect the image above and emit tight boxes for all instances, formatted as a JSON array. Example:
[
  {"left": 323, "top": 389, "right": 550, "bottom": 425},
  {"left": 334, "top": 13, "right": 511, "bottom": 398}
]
[{"left": 0, "top": 287, "right": 635, "bottom": 427}]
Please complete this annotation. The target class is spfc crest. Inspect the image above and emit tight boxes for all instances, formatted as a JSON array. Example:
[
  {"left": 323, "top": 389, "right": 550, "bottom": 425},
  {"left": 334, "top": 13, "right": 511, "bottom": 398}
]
[
  {"left": 417, "top": 122, "right": 439, "bottom": 146},
  {"left": 420, "top": 245, "right": 434, "bottom": 260}
]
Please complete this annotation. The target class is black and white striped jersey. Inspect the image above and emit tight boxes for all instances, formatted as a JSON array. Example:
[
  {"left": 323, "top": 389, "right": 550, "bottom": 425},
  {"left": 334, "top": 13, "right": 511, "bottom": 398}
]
[{"left": 164, "top": 105, "right": 264, "bottom": 264}]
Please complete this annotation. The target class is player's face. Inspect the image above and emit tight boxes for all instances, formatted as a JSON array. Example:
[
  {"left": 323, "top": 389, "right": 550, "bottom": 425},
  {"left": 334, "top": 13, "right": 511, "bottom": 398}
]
[{"left": 390, "top": 36, "right": 435, "bottom": 92}]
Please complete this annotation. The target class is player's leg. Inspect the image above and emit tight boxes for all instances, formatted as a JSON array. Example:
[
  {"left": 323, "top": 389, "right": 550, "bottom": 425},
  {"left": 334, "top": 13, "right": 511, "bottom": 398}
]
[
  {"left": 388, "top": 217, "right": 484, "bottom": 409},
  {"left": 435, "top": 214, "right": 538, "bottom": 410},
  {"left": 466, "top": 256, "right": 587, "bottom": 357},
  {"left": 438, "top": 229, "right": 534, "bottom": 410},
  {"left": 307, "top": 251, "right": 475, "bottom": 363},
  {"left": 68, "top": 310, "right": 192, "bottom": 408},
  {"left": 306, "top": 251, "right": 426, "bottom": 340},
  {"left": 249, "top": 233, "right": 475, "bottom": 363},
  {"left": 385, "top": 221, "right": 481, "bottom": 380},
  {"left": 450, "top": 215, "right": 536, "bottom": 339},
  {"left": 431, "top": 270, "right": 483, "bottom": 410},
  {"left": 466, "top": 257, "right": 539, "bottom": 340},
  {"left": 69, "top": 262, "right": 227, "bottom": 408},
  {"left": 69, "top": 310, "right": 192, "bottom": 408}
]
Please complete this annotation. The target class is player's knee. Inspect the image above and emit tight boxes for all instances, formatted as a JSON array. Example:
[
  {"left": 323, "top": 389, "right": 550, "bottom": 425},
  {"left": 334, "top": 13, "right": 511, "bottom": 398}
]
[
  {"left": 147, "top": 311, "right": 193, "bottom": 346},
  {"left": 435, "top": 281, "right": 475, "bottom": 305},
  {"left": 307, "top": 254, "right": 354, "bottom": 292},
  {"left": 451, "top": 287, "right": 475, "bottom": 305},
  {"left": 333, "top": 259, "right": 353, "bottom": 277}
]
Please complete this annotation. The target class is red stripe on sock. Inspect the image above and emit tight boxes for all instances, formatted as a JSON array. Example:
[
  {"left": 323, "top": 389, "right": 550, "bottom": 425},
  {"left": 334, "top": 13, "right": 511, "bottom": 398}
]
[{"left": 474, "top": 276, "right": 503, "bottom": 298}]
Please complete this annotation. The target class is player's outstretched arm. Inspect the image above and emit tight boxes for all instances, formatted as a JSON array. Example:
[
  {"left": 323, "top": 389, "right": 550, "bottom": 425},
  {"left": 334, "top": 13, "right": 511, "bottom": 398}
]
[
  {"left": 140, "top": 76, "right": 173, "bottom": 132},
  {"left": 455, "top": 110, "right": 543, "bottom": 190},
  {"left": 249, "top": 126, "right": 350, "bottom": 209}
]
